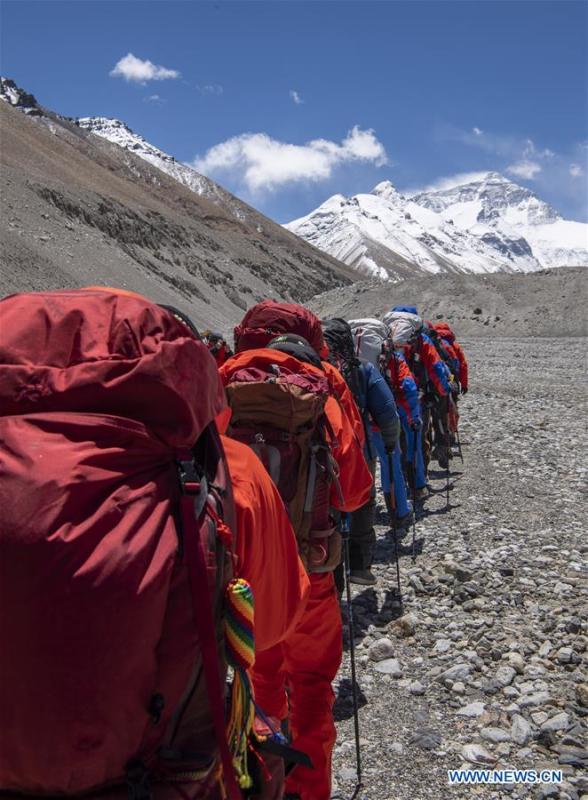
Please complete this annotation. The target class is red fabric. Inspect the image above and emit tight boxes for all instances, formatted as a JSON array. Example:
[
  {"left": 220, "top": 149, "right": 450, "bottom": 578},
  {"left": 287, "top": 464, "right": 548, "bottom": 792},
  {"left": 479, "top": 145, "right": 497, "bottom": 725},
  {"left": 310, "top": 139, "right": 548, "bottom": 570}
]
[
  {"left": 251, "top": 573, "right": 342, "bottom": 800},
  {"left": 384, "top": 352, "right": 419, "bottom": 424},
  {"left": 219, "top": 350, "right": 372, "bottom": 512},
  {"left": 208, "top": 343, "right": 231, "bottom": 367},
  {"left": 0, "top": 289, "right": 226, "bottom": 445},
  {"left": 233, "top": 300, "right": 325, "bottom": 355},
  {"left": 221, "top": 435, "right": 310, "bottom": 654},
  {"left": 418, "top": 335, "right": 449, "bottom": 396},
  {"left": 0, "top": 290, "right": 228, "bottom": 795},
  {"left": 321, "top": 360, "right": 366, "bottom": 449},
  {"left": 433, "top": 323, "right": 469, "bottom": 390},
  {"left": 452, "top": 341, "right": 469, "bottom": 391},
  {"left": 433, "top": 321, "right": 455, "bottom": 343}
]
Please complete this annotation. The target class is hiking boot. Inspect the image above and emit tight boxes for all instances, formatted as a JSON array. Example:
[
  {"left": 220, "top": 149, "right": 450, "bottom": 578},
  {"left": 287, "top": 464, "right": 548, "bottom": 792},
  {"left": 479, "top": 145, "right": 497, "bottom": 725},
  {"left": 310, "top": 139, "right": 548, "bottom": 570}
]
[
  {"left": 395, "top": 510, "right": 414, "bottom": 530},
  {"left": 349, "top": 569, "right": 377, "bottom": 586},
  {"left": 415, "top": 485, "right": 429, "bottom": 501}
]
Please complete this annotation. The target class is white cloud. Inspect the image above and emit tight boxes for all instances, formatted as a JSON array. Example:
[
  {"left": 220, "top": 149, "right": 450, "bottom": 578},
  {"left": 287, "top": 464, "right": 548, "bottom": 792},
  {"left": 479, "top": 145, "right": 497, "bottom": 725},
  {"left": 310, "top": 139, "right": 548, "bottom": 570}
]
[
  {"left": 290, "top": 89, "right": 304, "bottom": 105},
  {"left": 144, "top": 94, "right": 165, "bottom": 104},
  {"left": 506, "top": 160, "right": 542, "bottom": 180},
  {"left": 193, "top": 126, "right": 388, "bottom": 192},
  {"left": 110, "top": 53, "right": 180, "bottom": 83},
  {"left": 406, "top": 171, "right": 489, "bottom": 196},
  {"left": 472, "top": 127, "right": 483, "bottom": 136},
  {"left": 570, "top": 163, "right": 585, "bottom": 178},
  {"left": 196, "top": 84, "right": 223, "bottom": 95}
]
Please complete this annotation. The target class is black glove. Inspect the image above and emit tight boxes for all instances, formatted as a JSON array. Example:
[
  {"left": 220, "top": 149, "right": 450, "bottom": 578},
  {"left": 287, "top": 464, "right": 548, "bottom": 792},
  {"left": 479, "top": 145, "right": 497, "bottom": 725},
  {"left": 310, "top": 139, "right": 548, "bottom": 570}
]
[{"left": 461, "top": 387, "right": 468, "bottom": 395}]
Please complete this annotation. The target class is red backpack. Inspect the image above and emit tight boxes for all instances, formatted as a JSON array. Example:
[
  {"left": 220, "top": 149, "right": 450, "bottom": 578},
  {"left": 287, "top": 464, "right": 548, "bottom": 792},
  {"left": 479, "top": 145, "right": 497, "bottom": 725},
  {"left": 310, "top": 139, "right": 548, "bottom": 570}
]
[
  {"left": 0, "top": 290, "right": 242, "bottom": 800},
  {"left": 222, "top": 350, "right": 341, "bottom": 573},
  {"left": 233, "top": 300, "right": 325, "bottom": 355}
]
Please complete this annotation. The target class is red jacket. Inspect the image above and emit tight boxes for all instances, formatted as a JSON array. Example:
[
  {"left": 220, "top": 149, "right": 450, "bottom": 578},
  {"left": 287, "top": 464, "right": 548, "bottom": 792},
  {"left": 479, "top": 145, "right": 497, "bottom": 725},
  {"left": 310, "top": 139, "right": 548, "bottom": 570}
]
[
  {"left": 221, "top": 435, "right": 310, "bottom": 654},
  {"left": 434, "top": 322, "right": 469, "bottom": 391}
]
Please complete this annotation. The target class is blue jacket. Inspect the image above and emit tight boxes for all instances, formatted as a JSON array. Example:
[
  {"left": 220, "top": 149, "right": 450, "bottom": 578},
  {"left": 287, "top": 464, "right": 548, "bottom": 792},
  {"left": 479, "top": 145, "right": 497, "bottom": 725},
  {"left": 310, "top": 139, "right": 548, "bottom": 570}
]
[{"left": 352, "top": 360, "right": 400, "bottom": 459}]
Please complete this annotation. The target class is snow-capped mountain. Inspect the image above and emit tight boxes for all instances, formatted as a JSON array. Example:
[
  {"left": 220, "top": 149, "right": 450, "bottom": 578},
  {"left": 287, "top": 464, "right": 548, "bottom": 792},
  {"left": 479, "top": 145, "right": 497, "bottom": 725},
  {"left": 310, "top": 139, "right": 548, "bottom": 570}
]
[
  {"left": 76, "top": 117, "right": 248, "bottom": 221},
  {"left": 411, "top": 172, "right": 587, "bottom": 270},
  {"left": 286, "top": 173, "right": 587, "bottom": 279},
  {"left": 0, "top": 77, "right": 43, "bottom": 116}
]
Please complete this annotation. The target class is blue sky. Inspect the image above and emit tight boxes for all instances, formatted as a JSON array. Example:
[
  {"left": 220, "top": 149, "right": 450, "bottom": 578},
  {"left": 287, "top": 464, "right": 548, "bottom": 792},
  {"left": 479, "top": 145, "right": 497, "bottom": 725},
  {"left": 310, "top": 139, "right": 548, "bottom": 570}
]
[{"left": 2, "top": 0, "right": 587, "bottom": 222}]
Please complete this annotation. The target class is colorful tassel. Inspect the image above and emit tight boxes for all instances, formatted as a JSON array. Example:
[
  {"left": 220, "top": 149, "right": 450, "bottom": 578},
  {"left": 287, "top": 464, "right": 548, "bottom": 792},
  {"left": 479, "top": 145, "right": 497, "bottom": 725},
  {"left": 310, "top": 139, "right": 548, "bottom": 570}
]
[{"left": 225, "top": 578, "right": 256, "bottom": 790}]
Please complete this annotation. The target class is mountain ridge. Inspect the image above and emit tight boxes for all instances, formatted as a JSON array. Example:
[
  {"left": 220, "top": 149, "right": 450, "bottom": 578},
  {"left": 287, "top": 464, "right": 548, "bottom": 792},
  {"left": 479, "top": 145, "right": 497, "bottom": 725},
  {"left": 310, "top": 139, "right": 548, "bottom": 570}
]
[
  {"left": 0, "top": 77, "right": 357, "bottom": 331},
  {"left": 286, "top": 173, "right": 587, "bottom": 280}
]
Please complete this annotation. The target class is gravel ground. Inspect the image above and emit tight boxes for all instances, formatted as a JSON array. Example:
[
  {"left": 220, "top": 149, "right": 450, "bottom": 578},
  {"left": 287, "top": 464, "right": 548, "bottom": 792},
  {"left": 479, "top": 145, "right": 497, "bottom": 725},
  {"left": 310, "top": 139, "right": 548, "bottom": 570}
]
[{"left": 332, "top": 338, "right": 587, "bottom": 800}]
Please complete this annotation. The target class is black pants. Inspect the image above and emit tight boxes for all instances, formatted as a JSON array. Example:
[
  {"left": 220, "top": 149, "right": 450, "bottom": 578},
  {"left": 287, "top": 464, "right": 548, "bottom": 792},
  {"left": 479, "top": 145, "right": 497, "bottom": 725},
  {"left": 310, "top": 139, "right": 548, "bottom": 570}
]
[
  {"left": 431, "top": 396, "right": 450, "bottom": 454},
  {"left": 349, "top": 459, "right": 376, "bottom": 571}
]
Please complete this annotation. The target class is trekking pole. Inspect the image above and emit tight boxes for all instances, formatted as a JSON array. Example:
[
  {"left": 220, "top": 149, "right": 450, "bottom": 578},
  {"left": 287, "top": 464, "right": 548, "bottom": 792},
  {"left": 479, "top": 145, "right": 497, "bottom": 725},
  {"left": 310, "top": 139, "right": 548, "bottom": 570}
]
[
  {"left": 341, "top": 513, "right": 363, "bottom": 796},
  {"left": 444, "top": 409, "right": 450, "bottom": 511},
  {"left": 455, "top": 428, "right": 464, "bottom": 463},
  {"left": 411, "top": 428, "right": 418, "bottom": 564},
  {"left": 386, "top": 453, "right": 402, "bottom": 603}
]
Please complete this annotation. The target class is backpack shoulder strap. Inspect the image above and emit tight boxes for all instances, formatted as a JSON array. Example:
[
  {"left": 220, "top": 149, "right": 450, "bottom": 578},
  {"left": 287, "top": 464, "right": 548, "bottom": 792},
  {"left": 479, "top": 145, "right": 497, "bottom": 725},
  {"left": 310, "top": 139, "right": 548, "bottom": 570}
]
[{"left": 177, "top": 449, "right": 243, "bottom": 800}]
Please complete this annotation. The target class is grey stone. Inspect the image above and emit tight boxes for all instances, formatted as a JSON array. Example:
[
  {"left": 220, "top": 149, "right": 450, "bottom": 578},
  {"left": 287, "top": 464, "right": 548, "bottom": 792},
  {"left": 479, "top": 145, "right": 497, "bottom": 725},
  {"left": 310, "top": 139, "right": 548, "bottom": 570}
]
[
  {"left": 511, "top": 714, "right": 533, "bottom": 745},
  {"left": 566, "top": 617, "right": 582, "bottom": 635},
  {"left": 456, "top": 702, "right": 486, "bottom": 718},
  {"left": 507, "top": 652, "right": 526, "bottom": 674},
  {"left": 374, "top": 658, "right": 403, "bottom": 677},
  {"left": 480, "top": 726, "right": 512, "bottom": 743},
  {"left": 540, "top": 712, "right": 570, "bottom": 733},
  {"left": 391, "top": 612, "right": 418, "bottom": 638},
  {"left": 538, "top": 641, "right": 553, "bottom": 658},
  {"left": 557, "top": 646, "right": 574, "bottom": 664},
  {"left": 535, "top": 787, "right": 560, "bottom": 799},
  {"left": 409, "top": 728, "right": 442, "bottom": 751},
  {"left": 338, "top": 767, "right": 358, "bottom": 781},
  {"left": 495, "top": 665, "right": 517, "bottom": 687},
  {"left": 368, "top": 638, "right": 395, "bottom": 662},
  {"left": 462, "top": 743, "right": 497, "bottom": 765},
  {"left": 408, "top": 681, "right": 426, "bottom": 696},
  {"left": 437, "top": 663, "right": 472, "bottom": 684},
  {"left": 576, "top": 684, "right": 588, "bottom": 707},
  {"left": 557, "top": 747, "right": 588, "bottom": 767},
  {"left": 519, "top": 691, "right": 552, "bottom": 708}
]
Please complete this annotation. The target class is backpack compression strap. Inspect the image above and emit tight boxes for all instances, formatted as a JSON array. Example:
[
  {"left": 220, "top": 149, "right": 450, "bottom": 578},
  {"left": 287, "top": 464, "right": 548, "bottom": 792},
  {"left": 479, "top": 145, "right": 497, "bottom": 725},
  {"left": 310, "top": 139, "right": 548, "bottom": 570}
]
[{"left": 177, "top": 451, "right": 243, "bottom": 800}]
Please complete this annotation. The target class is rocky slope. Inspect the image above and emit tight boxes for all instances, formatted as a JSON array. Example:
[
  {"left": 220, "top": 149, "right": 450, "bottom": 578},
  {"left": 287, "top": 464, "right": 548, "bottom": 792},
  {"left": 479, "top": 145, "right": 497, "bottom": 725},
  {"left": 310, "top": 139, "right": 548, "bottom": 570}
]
[
  {"left": 76, "top": 116, "right": 258, "bottom": 226},
  {"left": 287, "top": 174, "right": 587, "bottom": 280},
  {"left": 308, "top": 267, "right": 588, "bottom": 338},
  {"left": 0, "top": 79, "right": 356, "bottom": 330},
  {"left": 334, "top": 337, "right": 587, "bottom": 800}
]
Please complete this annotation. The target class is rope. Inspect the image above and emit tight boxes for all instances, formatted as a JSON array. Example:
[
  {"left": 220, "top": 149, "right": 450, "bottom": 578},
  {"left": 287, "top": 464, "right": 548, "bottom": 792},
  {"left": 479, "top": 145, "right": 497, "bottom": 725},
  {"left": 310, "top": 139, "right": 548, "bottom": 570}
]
[{"left": 224, "top": 578, "right": 256, "bottom": 790}]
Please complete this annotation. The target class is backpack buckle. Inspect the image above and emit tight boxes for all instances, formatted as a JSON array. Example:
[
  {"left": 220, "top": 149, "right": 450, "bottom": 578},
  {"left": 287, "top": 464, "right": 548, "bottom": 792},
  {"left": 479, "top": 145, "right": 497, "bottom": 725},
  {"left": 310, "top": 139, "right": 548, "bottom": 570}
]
[{"left": 177, "top": 453, "right": 202, "bottom": 495}]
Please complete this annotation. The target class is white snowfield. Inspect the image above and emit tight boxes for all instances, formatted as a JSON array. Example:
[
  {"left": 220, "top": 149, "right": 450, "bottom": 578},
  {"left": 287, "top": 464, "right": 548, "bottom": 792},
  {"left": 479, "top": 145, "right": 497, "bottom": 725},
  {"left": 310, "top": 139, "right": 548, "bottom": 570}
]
[{"left": 286, "top": 173, "right": 588, "bottom": 278}]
